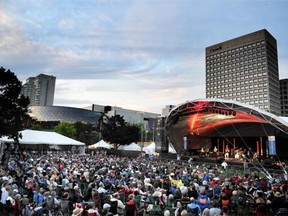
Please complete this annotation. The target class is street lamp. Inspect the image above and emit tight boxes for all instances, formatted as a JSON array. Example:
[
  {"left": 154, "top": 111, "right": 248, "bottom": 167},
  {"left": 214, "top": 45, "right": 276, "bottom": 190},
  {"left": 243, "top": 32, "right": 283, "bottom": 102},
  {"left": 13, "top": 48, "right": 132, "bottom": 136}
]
[
  {"left": 145, "top": 130, "right": 148, "bottom": 142},
  {"left": 141, "top": 126, "right": 144, "bottom": 151}
]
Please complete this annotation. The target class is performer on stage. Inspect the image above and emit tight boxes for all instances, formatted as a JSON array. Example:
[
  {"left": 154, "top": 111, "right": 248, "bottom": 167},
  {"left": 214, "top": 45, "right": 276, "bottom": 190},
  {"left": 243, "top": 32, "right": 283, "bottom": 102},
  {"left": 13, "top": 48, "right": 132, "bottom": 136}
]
[
  {"left": 234, "top": 149, "right": 240, "bottom": 159},
  {"left": 200, "top": 147, "right": 206, "bottom": 157},
  {"left": 224, "top": 145, "right": 230, "bottom": 159},
  {"left": 213, "top": 146, "right": 218, "bottom": 157}
]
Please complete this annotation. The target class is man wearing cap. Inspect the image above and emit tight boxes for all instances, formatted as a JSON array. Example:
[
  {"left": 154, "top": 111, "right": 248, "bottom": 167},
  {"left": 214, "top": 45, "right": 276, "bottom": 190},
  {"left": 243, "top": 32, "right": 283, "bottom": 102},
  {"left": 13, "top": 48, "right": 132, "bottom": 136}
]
[{"left": 101, "top": 203, "right": 111, "bottom": 216}]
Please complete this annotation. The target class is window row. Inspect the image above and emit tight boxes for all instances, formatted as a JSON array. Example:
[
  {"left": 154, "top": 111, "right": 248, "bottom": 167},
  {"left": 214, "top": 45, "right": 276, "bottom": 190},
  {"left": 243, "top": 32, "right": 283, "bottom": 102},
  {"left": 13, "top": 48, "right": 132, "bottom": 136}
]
[{"left": 207, "top": 41, "right": 265, "bottom": 60}]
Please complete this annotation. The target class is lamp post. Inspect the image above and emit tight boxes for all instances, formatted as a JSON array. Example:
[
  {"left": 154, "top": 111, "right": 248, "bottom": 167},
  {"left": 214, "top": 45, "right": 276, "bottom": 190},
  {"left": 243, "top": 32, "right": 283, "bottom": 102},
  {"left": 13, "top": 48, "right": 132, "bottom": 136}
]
[
  {"left": 152, "top": 122, "right": 155, "bottom": 142},
  {"left": 141, "top": 126, "right": 144, "bottom": 151},
  {"left": 145, "top": 130, "right": 148, "bottom": 142}
]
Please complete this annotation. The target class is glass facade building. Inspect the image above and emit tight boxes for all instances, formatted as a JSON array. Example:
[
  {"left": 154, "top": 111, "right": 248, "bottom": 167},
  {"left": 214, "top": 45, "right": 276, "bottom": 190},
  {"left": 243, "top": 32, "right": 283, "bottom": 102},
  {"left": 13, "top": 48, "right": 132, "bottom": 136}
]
[
  {"left": 206, "top": 29, "right": 280, "bottom": 116},
  {"left": 28, "top": 106, "right": 101, "bottom": 125}
]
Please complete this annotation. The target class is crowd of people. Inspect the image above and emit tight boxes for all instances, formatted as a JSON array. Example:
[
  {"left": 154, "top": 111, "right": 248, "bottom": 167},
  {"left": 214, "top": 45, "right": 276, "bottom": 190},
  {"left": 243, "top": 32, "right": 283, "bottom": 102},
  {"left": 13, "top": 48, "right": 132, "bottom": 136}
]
[{"left": 1, "top": 148, "right": 288, "bottom": 216}]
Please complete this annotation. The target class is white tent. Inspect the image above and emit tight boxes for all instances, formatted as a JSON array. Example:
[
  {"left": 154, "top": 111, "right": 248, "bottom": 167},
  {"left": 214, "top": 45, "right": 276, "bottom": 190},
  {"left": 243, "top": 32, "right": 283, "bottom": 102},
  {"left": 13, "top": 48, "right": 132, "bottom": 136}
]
[
  {"left": 143, "top": 142, "right": 156, "bottom": 154},
  {"left": 0, "top": 129, "right": 85, "bottom": 146},
  {"left": 118, "top": 142, "right": 141, "bottom": 151},
  {"left": 169, "top": 143, "right": 177, "bottom": 154},
  {"left": 88, "top": 139, "right": 111, "bottom": 150}
]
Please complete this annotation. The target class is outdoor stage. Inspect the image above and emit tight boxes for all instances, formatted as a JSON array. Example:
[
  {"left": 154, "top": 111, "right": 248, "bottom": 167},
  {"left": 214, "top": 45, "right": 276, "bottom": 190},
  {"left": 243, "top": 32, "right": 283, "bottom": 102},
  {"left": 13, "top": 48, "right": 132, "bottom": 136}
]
[{"left": 160, "top": 152, "right": 285, "bottom": 174}]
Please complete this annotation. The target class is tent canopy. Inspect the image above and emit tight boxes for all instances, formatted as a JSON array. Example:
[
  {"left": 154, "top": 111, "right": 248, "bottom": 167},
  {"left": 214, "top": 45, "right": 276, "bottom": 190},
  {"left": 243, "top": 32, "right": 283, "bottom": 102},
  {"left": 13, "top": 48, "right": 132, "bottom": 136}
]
[
  {"left": 88, "top": 139, "right": 111, "bottom": 150},
  {"left": 143, "top": 142, "right": 156, "bottom": 154},
  {"left": 0, "top": 129, "right": 84, "bottom": 146},
  {"left": 169, "top": 143, "right": 177, "bottom": 154},
  {"left": 118, "top": 142, "right": 141, "bottom": 151}
]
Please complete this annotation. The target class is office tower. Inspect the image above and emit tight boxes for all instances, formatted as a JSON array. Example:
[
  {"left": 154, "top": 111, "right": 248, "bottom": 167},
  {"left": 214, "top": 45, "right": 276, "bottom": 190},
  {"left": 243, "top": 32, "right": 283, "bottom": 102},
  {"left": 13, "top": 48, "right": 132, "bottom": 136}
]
[
  {"left": 206, "top": 29, "right": 280, "bottom": 115},
  {"left": 162, "top": 105, "right": 175, "bottom": 116},
  {"left": 21, "top": 74, "right": 56, "bottom": 106},
  {"left": 280, "top": 79, "right": 288, "bottom": 116}
]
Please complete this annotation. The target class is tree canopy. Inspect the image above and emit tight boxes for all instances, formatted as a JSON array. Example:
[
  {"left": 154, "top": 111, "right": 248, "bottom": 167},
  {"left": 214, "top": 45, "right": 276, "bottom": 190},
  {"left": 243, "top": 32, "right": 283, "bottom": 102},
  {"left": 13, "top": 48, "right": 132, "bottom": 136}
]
[
  {"left": 101, "top": 114, "right": 140, "bottom": 148},
  {"left": 0, "top": 67, "right": 30, "bottom": 141},
  {"left": 74, "top": 122, "right": 99, "bottom": 145},
  {"left": 53, "top": 122, "right": 76, "bottom": 139}
]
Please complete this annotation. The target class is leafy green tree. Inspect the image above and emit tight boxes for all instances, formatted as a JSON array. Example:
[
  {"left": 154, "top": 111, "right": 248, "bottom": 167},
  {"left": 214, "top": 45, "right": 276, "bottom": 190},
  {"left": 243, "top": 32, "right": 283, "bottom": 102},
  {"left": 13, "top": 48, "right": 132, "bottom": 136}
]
[
  {"left": 53, "top": 122, "right": 76, "bottom": 139},
  {"left": 0, "top": 67, "right": 30, "bottom": 142},
  {"left": 31, "top": 124, "right": 42, "bottom": 130},
  {"left": 74, "top": 122, "right": 99, "bottom": 145},
  {"left": 101, "top": 114, "right": 140, "bottom": 149}
]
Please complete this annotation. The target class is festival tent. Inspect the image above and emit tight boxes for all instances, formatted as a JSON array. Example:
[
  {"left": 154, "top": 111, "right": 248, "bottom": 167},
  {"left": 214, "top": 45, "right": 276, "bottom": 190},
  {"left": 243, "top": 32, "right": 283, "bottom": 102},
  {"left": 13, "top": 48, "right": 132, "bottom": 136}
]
[
  {"left": 169, "top": 143, "right": 177, "bottom": 154},
  {"left": 88, "top": 139, "right": 111, "bottom": 150},
  {"left": 143, "top": 142, "right": 156, "bottom": 154},
  {"left": 0, "top": 129, "right": 85, "bottom": 146},
  {"left": 118, "top": 142, "right": 141, "bottom": 151}
]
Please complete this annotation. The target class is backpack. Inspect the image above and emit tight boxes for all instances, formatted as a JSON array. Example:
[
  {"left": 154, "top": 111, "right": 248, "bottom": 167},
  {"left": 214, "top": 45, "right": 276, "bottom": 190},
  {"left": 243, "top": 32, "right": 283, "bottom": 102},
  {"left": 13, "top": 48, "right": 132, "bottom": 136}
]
[
  {"left": 5, "top": 198, "right": 13, "bottom": 212},
  {"left": 187, "top": 206, "right": 199, "bottom": 216},
  {"left": 237, "top": 196, "right": 245, "bottom": 206},
  {"left": 206, "top": 188, "right": 213, "bottom": 198},
  {"left": 230, "top": 196, "right": 238, "bottom": 205},
  {"left": 229, "top": 196, "right": 238, "bottom": 212}
]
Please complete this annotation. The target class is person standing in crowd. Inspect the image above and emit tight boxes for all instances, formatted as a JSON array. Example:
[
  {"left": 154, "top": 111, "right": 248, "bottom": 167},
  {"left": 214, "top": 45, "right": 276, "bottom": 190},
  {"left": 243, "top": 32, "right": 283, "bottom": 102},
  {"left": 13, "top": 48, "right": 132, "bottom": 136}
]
[
  {"left": 187, "top": 197, "right": 201, "bottom": 215},
  {"left": 271, "top": 191, "right": 286, "bottom": 214},
  {"left": 1, "top": 181, "right": 10, "bottom": 215},
  {"left": 110, "top": 192, "right": 125, "bottom": 215},
  {"left": 5, "top": 190, "right": 16, "bottom": 216},
  {"left": 0, "top": 148, "right": 287, "bottom": 216}
]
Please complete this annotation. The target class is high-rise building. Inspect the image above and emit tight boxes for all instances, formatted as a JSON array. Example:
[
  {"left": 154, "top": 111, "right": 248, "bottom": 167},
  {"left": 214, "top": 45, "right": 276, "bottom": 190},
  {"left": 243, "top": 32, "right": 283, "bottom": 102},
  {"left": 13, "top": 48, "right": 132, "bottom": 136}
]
[
  {"left": 206, "top": 29, "right": 280, "bottom": 115},
  {"left": 21, "top": 74, "right": 56, "bottom": 106},
  {"left": 162, "top": 105, "right": 175, "bottom": 116},
  {"left": 280, "top": 79, "right": 288, "bottom": 116}
]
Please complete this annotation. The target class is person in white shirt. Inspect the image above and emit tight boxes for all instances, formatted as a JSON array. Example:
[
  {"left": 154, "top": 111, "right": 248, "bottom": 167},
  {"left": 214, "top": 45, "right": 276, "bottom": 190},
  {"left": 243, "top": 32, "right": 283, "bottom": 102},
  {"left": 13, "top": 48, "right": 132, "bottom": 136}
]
[
  {"left": 6, "top": 190, "right": 15, "bottom": 206},
  {"left": 5, "top": 190, "right": 15, "bottom": 216},
  {"left": 1, "top": 181, "right": 10, "bottom": 205}
]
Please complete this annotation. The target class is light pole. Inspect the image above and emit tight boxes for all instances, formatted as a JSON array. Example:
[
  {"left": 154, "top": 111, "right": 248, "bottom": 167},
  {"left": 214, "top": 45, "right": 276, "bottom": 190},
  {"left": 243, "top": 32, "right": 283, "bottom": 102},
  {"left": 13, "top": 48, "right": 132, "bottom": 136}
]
[
  {"left": 145, "top": 130, "right": 148, "bottom": 142},
  {"left": 152, "top": 122, "right": 155, "bottom": 142},
  {"left": 141, "top": 126, "right": 144, "bottom": 151}
]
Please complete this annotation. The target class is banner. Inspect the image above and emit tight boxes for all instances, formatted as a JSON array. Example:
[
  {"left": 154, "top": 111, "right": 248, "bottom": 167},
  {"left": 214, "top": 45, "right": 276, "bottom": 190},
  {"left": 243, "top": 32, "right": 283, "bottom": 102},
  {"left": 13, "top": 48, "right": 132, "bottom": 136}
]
[
  {"left": 183, "top": 137, "right": 187, "bottom": 150},
  {"left": 268, "top": 136, "right": 276, "bottom": 155}
]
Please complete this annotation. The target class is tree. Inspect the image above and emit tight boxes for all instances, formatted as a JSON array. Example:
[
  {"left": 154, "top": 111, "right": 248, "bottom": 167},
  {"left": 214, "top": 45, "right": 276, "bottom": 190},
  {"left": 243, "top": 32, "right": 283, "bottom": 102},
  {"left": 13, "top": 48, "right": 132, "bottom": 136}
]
[
  {"left": 0, "top": 67, "right": 31, "bottom": 142},
  {"left": 31, "top": 124, "right": 42, "bottom": 130},
  {"left": 53, "top": 122, "right": 76, "bottom": 139},
  {"left": 74, "top": 122, "right": 99, "bottom": 145},
  {"left": 101, "top": 114, "right": 140, "bottom": 149}
]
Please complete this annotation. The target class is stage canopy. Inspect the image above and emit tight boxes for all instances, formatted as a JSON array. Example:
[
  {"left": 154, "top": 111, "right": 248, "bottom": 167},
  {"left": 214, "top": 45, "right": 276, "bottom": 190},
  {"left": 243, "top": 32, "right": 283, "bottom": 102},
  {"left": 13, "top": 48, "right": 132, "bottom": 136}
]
[{"left": 166, "top": 98, "right": 288, "bottom": 152}]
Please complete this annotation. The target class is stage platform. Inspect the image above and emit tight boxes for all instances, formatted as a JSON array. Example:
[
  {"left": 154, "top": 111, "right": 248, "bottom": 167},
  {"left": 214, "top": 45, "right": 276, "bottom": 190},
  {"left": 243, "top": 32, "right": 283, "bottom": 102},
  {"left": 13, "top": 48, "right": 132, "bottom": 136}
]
[{"left": 160, "top": 153, "right": 284, "bottom": 173}]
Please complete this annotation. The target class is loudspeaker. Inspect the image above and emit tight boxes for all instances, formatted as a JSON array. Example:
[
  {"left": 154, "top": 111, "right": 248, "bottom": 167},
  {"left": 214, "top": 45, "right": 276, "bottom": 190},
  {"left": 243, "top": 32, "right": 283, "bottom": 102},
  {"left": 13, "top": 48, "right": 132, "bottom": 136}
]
[{"left": 155, "top": 117, "right": 168, "bottom": 153}]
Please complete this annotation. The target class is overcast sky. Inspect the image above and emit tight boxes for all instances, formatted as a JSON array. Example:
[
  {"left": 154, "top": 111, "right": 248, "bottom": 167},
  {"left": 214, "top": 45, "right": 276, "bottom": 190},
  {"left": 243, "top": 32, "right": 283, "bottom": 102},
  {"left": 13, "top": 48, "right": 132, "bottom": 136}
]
[{"left": 1, "top": 0, "right": 288, "bottom": 113}]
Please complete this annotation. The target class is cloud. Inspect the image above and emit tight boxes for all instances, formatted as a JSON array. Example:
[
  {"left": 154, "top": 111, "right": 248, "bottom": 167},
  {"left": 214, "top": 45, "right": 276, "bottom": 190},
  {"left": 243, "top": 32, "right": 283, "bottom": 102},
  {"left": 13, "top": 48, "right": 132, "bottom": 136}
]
[{"left": 1, "top": 0, "right": 288, "bottom": 113}]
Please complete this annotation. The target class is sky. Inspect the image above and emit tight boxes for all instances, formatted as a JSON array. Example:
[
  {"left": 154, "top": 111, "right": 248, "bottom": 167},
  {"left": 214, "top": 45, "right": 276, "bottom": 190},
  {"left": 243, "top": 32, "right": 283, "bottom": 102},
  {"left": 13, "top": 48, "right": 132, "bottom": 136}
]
[{"left": 1, "top": 0, "right": 288, "bottom": 114}]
